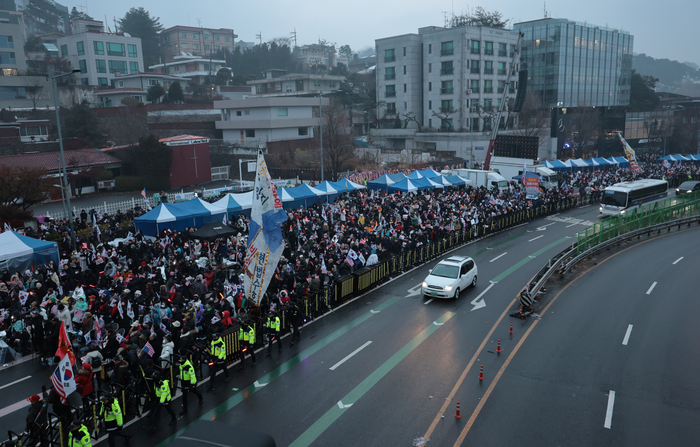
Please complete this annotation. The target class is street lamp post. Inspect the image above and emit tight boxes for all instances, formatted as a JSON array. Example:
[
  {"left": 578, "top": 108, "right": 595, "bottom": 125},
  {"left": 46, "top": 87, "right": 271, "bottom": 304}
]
[
  {"left": 49, "top": 65, "right": 80, "bottom": 251},
  {"left": 319, "top": 90, "right": 324, "bottom": 182}
]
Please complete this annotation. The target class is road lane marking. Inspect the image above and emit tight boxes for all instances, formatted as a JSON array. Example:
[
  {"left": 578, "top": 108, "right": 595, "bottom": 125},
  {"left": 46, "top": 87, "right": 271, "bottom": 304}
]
[
  {"left": 622, "top": 325, "right": 633, "bottom": 346},
  {"left": 424, "top": 299, "right": 434, "bottom": 305},
  {"left": 673, "top": 257, "right": 684, "bottom": 265},
  {"left": 529, "top": 235, "right": 544, "bottom": 241},
  {"left": 604, "top": 391, "right": 616, "bottom": 429},
  {"left": 0, "top": 375, "right": 31, "bottom": 390},
  {"left": 489, "top": 253, "right": 507, "bottom": 262},
  {"left": 470, "top": 282, "right": 495, "bottom": 311},
  {"left": 646, "top": 282, "right": 657, "bottom": 295},
  {"left": 0, "top": 399, "right": 30, "bottom": 418},
  {"left": 329, "top": 341, "right": 372, "bottom": 371},
  {"left": 490, "top": 237, "right": 571, "bottom": 284}
]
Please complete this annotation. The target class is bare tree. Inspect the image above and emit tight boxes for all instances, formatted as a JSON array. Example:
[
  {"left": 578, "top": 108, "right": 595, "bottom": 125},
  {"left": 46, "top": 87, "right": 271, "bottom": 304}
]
[
  {"left": 432, "top": 107, "right": 460, "bottom": 131},
  {"left": 24, "top": 77, "right": 44, "bottom": 110},
  {"left": 565, "top": 108, "right": 602, "bottom": 159},
  {"left": 100, "top": 106, "right": 149, "bottom": 147},
  {"left": 400, "top": 111, "right": 422, "bottom": 131},
  {"left": 318, "top": 98, "right": 357, "bottom": 181},
  {"left": 510, "top": 91, "right": 551, "bottom": 150}
]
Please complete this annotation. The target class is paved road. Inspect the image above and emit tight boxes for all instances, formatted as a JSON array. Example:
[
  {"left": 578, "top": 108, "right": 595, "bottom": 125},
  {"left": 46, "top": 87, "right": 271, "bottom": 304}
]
[{"left": 1, "top": 203, "right": 649, "bottom": 446}]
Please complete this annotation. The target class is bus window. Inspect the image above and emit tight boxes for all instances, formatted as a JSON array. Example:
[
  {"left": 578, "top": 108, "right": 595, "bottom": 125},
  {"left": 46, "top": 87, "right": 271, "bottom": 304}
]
[{"left": 602, "top": 190, "right": 627, "bottom": 207}]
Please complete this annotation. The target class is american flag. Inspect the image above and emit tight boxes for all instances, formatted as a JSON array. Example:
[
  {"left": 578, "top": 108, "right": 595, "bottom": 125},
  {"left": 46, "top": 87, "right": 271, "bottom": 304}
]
[
  {"left": 142, "top": 342, "right": 155, "bottom": 357},
  {"left": 50, "top": 354, "right": 76, "bottom": 404}
]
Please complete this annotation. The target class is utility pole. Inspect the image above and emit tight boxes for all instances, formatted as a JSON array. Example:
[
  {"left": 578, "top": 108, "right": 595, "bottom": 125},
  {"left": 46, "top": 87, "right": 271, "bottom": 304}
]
[{"left": 255, "top": 32, "right": 262, "bottom": 45}]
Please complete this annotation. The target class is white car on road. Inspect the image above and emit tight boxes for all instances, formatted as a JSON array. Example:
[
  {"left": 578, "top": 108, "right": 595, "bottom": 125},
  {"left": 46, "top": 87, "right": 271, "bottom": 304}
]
[{"left": 422, "top": 256, "right": 478, "bottom": 299}]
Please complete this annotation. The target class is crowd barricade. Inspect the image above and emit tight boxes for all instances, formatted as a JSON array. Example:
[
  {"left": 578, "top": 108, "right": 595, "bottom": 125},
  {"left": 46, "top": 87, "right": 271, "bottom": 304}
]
[{"left": 3, "top": 194, "right": 601, "bottom": 446}]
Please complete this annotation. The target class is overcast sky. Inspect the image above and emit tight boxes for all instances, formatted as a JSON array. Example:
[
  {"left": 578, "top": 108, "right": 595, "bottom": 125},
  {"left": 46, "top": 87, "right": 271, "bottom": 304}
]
[{"left": 80, "top": 0, "right": 700, "bottom": 66}]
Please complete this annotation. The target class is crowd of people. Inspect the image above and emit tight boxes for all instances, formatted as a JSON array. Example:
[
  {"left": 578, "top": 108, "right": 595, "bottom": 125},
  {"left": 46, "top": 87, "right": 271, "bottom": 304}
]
[{"left": 1, "top": 160, "right": 699, "bottom": 444}]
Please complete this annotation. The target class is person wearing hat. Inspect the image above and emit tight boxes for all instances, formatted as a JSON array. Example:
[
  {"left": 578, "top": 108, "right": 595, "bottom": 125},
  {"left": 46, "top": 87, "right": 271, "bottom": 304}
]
[
  {"left": 68, "top": 419, "right": 91, "bottom": 447},
  {"left": 265, "top": 310, "right": 281, "bottom": 356},
  {"left": 178, "top": 350, "right": 203, "bottom": 415},
  {"left": 99, "top": 393, "right": 130, "bottom": 446},
  {"left": 207, "top": 333, "right": 229, "bottom": 390},
  {"left": 150, "top": 371, "right": 176, "bottom": 432},
  {"left": 25, "top": 393, "right": 48, "bottom": 445}
]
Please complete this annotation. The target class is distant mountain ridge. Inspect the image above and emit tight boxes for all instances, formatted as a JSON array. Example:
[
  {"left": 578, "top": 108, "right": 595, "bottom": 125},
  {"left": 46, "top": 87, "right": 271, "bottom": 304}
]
[{"left": 633, "top": 53, "right": 700, "bottom": 96}]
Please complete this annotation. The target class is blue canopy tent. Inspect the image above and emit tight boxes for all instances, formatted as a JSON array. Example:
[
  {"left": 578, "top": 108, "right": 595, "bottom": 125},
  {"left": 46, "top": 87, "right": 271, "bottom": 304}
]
[
  {"left": 213, "top": 192, "right": 254, "bottom": 217},
  {"left": 135, "top": 199, "right": 227, "bottom": 237},
  {"left": 687, "top": 154, "right": 700, "bottom": 162},
  {"left": 387, "top": 178, "right": 433, "bottom": 193},
  {"left": 367, "top": 174, "right": 396, "bottom": 191},
  {"left": 512, "top": 171, "right": 541, "bottom": 182},
  {"left": 419, "top": 168, "right": 441, "bottom": 178},
  {"left": 544, "top": 160, "right": 569, "bottom": 170},
  {"left": 612, "top": 156, "right": 630, "bottom": 167},
  {"left": 331, "top": 179, "right": 366, "bottom": 191},
  {"left": 0, "top": 232, "right": 59, "bottom": 273},
  {"left": 284, "top": 183, "right": 325, "bottom": 208},
  {"left": 413, "top": 176, "right": 444, "bottom": 189},
  {"left": 429, "top": 175, "right": 460, "bottom": 187},
  {"left": 444, "top": 175, "right": 468, "bottom": 186},
  {"left": 570, "top": 158, "right": 590, "bottom": 169},
  {"left": 657, "top": 154, "right": 690, "bottom": 163},
  {"left": 388, "top": 173, "right": 408, "bottom": 182},
  {"left": 406, "top": 170, "right": 425, "bottom": 179}
]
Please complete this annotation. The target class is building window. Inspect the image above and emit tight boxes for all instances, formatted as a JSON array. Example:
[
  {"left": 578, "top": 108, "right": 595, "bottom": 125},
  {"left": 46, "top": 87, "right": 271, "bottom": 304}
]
[
  {"left": 440, "top": 80, "right": 453, "bottom": 94},
  {"left": 428, "top": 63, "right": 431, "bottom": 73},
  {"left": 484, "top": 80, "right": 493, "bottom": 93},
  {"left": 215, "top": 35, "right": 220, "bottom": 41},
  {"left": 108, "top": 60, "right": 127, "bottom": 74},
  {"left": 428, "top": 44, "right": 432, "bottom": 54},
  {"left": 403, "top": 47, "right": 406, "bottom": 56},
  {"left": 428, "top": 119, "right": 432, "bottom": 128},
  {"left": 403, "top": 84, "right": 407, "bottom": 93},
  {"left": 441, "top": 119, "right": 453, "bottom": 130},
  {"left": 244, "top": 110, "right": 250, "bottom": 115},
  {"left": 510, "top": 44, "right": 515, "bottom": 57},
  {"left": 0, "top": 52, "right": 16, "bottom": 64},
  {"left": 404, "top": 101, "right": 407, "bottom": 110},
  {"left": 117, "top": 80, "right": 124, "bottom": 88},
  {"left": 60, "top": 44, "right": 68, "bottom": 57},
  {"left": 204, "top": 34, "right": 210, "bottom": 40},
  {"left": 428, "top": 82, "right": 432, "bottom": 92},
  {"left": 0, "top": 36, "right": 14, "bottom": 48},
  {"left": 181, "top": 33, "right": 187, "bottom": 38},
  {"left": 471, "top": 40, "right": 480, "bottom": 54},
  {"left": 440, "top": 61, "right": 453, "bottom": 75},
  {"left": 298, "top": 127, "right": 308, "bottom": 136},
  {"left": 107, "top": 42, "right": 125, "bottom": 57},
  {"left": 498, "top": 80, "right": 506, "bottom": 94},
  {"left": 128, "top": 44, "right": 137, "bottom": 58},
  {"left": 470, "top": 60, "right": 480, "bottom": 74},
  {"left": 471, "top": 117, "right": 479, "bottom": 131},
  {"left": 385, "top": 66, "right": 395, "bottom": 80},
  {"left": 485, "top": 41, "right": 493, "bottom": 55},
  {"left": 95, "top": 59, "right": 106, "bottom": 73},
  {"left": 181, "top": 43, "right": 189, "bottom": 49},
  {"left": 384, "top": 49, "right": 395, "bottom": 62},
  {"left": 498, "top": 43, "right": 507, "bottom": 57},
  {"left": 77, "top": 41, "right": 85, "bottom": 56},
  {"left": 441, "top": 99, "right": 453, "bottom": 113},
  {"left": 192, "top": 33, "right": 199, "bottom": 39},
  {"left": 403, "top": 66, "right": 406, "bottom": 75},
  {"left": 441, "top": 41, "right": 453, "bottom": 56},
  {"left": 236, "top": 110, "right": 242, "bottom": 116},
  {"left": 94, "top": 41, "right": 104, "bottom": 55},
  {"left": 483, "top": 117, "right": 492, "bottom": 131},
  {"left": 386, "top": 103, "right": 396, "bottom": 114},
  {"left": 79, "top": 59, "right": 87, "bottom": 73},
  {"left": 386, "top": 85, "right": 396, "bottom": 97},
  {"left": 205, "top": 44, "right": 211, "bottom": 51},
  {"left": 98, "top": 77, "right": 108, "bottom": 87},
  {"left": 129, "top": 61, "right": 138, "bottom": 73},
  {"left": 215, "top": 46, "right": 221, "bottom": 51},
  {"left": 484, "top": 61, "right": 493, "bottom": 74},
  {"left": 498, "top": 62, "right": 506, "bottom": 75},
  {"left": 428, "top": 100, "right": 432, "bottom": 110},
  {"left": 483, "top": 98, "right": 493, "bottom": 111},
  {"left": 245, "top": 129, "right": 255, "bottom": 137},
  {"left": 277, "top": 108, "right": 288, "bottom": 116},
  {"left": 0, "top": 86, "right": 25, "bottom": 99},
  {"left": 470, "top": 79, "right": 480, "bottom": 93},
  {"left": 509, "top": 82, "right": 515, "bottom": 94},
  {"left": 193, "top": 44, "right": 200, "bottom": 50}
]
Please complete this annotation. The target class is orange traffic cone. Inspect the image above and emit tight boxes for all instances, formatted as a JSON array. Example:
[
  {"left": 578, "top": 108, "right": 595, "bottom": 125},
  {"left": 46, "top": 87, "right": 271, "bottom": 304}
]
[
  {"left": 479, "top": 365, "right": 484, "bottom": 381},
  {"left": 509, "top": 321, "right": 513, "bottom": 334},
  {"left": 454, "top": 401, "right": 461, "bottom": 419},
  {"left": 497, "top": 339, "right": 501, "bottom": 354}
]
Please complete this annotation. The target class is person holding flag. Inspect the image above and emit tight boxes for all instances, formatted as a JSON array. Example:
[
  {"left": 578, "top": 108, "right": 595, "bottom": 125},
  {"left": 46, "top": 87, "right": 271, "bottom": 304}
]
[
  {"left": 141, "top": 188, "right": 152, "bottom": 211},
  {"left": 55, "top": 321, "right": 75, "bottom": 366},
  {"left": 50, "top": 354, "right": 77, "bottom": 405}
]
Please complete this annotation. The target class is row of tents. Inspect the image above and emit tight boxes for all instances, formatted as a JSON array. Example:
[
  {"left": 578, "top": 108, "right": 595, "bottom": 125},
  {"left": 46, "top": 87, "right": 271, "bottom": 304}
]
[
  {"left": 366, "top": 168, "right": 469, "bottom": 192},
  {"left": 542, "top": 154, "right": 700, "bottom": 171}
]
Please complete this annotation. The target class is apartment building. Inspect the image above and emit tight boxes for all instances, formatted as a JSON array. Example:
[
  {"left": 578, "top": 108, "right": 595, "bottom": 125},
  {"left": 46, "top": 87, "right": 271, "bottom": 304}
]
[
  {"left": 247, "top": 69, "right": 345, "bottom": 97},
  {"left": 160, "top": 26, "right": 236, "bottom": 62}
]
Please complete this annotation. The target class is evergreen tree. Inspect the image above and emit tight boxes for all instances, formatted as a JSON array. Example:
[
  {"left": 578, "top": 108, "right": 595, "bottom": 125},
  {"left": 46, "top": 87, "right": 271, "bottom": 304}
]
[
  {"left": 146, "top": 83, "right": 166, "bottom": 103},
  {"left": 69, "top": 7, "right": 93, "bottom": 21},
  {"left": 167, "top": 81, "right": 184, "bottom": 103},
  {"left": 61, "top": 100, "right": 107, "bottom": 148},
  {"left": 24, "top": 0, "right": 62, "bottom": 34},
  {"left": 118, "top": 8, "right": 163, "bottom": 69},
  {"left": 628, "top": 70, "right": 660, "bottom": 112}
]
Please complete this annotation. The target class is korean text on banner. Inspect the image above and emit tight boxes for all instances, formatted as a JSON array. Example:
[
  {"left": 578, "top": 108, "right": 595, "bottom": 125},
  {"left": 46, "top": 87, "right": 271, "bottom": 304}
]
[
  {"left": 243, "top": 150, "right": 288, "bottom": 304},
  {"left": 525, "top": 177, "right": 540, "bottom": 199}
]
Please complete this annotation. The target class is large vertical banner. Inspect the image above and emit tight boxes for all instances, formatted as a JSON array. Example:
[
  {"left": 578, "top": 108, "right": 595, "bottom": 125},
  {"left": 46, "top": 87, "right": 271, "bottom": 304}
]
[
  {"left": 525, "top": 177, "right": 540, "bottom": 199},
  {"left": 618, "top": 132, "right": 640, "bottom": 174},
  {"left": 243, "top": 151, "right": 288, "bottom": 304}
]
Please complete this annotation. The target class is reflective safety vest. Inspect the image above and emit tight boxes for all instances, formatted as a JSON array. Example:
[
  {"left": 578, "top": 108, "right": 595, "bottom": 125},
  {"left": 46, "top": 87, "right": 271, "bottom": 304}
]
[
  {"left": 239, "top": 326, "right": 256, "bottom": 344},
  {"left": 68, "top": 425, "right": 91, "bottom": 447},
  {"left": 155, "top": 379, "right": 172, "bottom": 403},
  {"left": 100, "top": 399, "right": 123, "bottom": 425},
  {"left": 211, "top": 338, "right": 226, "bottom": 360},
  {"left": 266, "top": 316, "right": 280, "bottom": 332},
  {"left": 179, "top": 359, "right": 197, "bottom": 384}
]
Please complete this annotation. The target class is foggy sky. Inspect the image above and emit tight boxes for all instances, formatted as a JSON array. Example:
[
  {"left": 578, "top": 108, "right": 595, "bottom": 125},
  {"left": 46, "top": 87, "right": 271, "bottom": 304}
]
[{"left": 79, "top": 0, "right": 700, "bottom": 67}]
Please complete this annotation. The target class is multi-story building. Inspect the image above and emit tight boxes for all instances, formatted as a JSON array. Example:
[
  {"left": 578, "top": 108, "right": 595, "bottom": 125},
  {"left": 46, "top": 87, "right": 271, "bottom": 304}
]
[
  {"left": 513, "top": 18, "right": 633, "bottom": 108},
  {"left": 247, "top": 69, "right": 345, "bottom": 97},
  {"left": 160, "top": 26, "right": 236, "bottom": 62},
  {"left": 376, "top": 25, "right": 520, "bottom": 133},
  {"left": 214, "top": 97, "right": 327, "bottom": 148},
  {"left": 94, "top": 72, "right": 191, "bottom": 107},
  {"left": 294, "top": 44, "right": 349, "bottom": 69},
  {"left": 56, "top": 20, "right": 144, "bottom": 88},
  {"left": 150, "top": 54, "right": 226, "bottom": 85}
]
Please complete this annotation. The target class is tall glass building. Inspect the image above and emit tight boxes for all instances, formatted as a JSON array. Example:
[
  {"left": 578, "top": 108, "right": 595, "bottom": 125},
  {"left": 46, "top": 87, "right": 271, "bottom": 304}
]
[{"left": 514, "top": 18, "right": 633, "bottom": 108}]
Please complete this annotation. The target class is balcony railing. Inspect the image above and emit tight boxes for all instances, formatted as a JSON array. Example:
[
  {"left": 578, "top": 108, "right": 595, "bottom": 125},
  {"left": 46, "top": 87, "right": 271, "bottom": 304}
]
[
  {"left": 441, "top": 68, "right": 454, "bottom": 75},
  {"left": 484, "top": 68, "right": 493, "bottom": 74},
  {"left": 386, "top": 108, "right": 396, "bottom": 115},
  {"left": 470, "top": 68, "right": 480, "bottom": 74},
  {"left": 498, "top": 69, "right": 507, "bottom": 75},
  {"left": 440, "top": 107, "right": 454, "bottom": 113},
  {"left": 485, "top": 49, "right": 493, "bottom": 55},
  {"left": 484, "top": 87, "right": 493, "bottom": 93},
  {"left": 384, "top": 55, "right": 395, "bottom": 62},
  {"left": 385, "top": 74, "right": 396, "bottom": 80},
  {"left": 440, "top": 88, "right": 454, "bottom": 94},
  {"left": 386, "top": 91, "right": 396, "bottom": 97},
  {"left": 498, "top": 50, "right": 507, "bottom": 57},
  {"left": 440, "top": 49, "right": 454, "bottom": 56},
  {"left": 471, "top": 48, "right": 480, "bottom": 54}
]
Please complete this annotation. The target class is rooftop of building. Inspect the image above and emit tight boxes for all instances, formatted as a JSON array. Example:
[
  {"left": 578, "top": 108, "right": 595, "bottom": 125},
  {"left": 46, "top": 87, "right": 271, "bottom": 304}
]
[
  {"left": 513, "top": 17, "right": 630, "bottom": 34},
  {"left": 161, "top": 25, "right": 235, "bottom": 35},
  {"left": 0, "top": 148, "right": 121, "bottom": 172}
]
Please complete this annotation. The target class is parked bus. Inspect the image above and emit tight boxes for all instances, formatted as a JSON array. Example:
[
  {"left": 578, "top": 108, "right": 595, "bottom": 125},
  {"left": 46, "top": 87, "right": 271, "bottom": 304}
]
[{"left": 599, "top": 179, "right": 668, "bottom": 216}]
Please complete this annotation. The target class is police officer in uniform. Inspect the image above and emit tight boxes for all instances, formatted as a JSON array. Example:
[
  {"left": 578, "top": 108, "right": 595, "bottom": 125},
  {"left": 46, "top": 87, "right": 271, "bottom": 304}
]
[
  {"left": 178, "top": 352, "right": 203, "bottom": 415},
  {"left": 99, "top": 393, "right": 131, "bottom": 447},
  {"left": 265, "top": 311, "right": 281, "bottom": 355},
  {"left": 150, "top": 371, "right": 176, "bottom": 432},
  {"left": 208, "top": 333, "right": 229, "bottom": 390},
  {"left": 237, "top": 321, "right": 256, "bottom": 370},
  {"left": 289, "top": 299, "right": 301, "bottom": 346},
  {"left": 68, "top": 420, "right": 91, "bottom": 447}
]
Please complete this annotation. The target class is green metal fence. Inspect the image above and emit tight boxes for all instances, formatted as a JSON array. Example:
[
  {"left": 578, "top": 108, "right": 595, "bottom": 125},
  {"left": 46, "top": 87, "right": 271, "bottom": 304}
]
[{"left": 577, "top": 191, "right": 700, "bottom": 255}]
